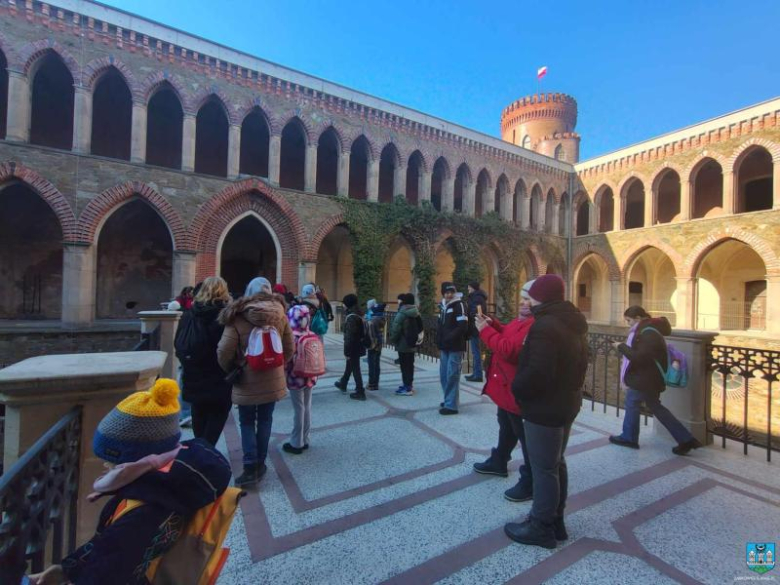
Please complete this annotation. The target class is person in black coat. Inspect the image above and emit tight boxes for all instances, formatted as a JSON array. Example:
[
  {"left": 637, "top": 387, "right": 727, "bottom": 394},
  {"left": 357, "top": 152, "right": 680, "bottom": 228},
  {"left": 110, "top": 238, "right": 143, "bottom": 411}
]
[
  {"left": 464, "top": 281, "right": 488, "bottom": 382},
  {"left": 437, "top": 282, "right": 469, "bottom": 414},
  {"left": 335, "top": 294, "right": 367, "bottom": 401},
  {"left": 609, "top": 306, "right": 701, "bottom": 455},
  {"left": 174, "top": 276, "right": 232, "bottom": 446},
  {"left": 505, "top": 275, "right": 589, "bottom": 550}
]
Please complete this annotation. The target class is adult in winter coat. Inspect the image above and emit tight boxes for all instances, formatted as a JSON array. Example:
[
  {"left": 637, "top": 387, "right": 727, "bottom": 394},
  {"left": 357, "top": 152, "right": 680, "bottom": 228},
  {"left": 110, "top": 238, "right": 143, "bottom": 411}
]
[
  {"left": 464, "top": 281, "right": 489, "bottom": 382},
  {"left": 609, "top": 306, "right": 701, "bottom": 455},
  {"left": 437, "top": 282, "right": 469, "bottom": 414},
  {"left": 365, "top": 299, "right": 387, "bottom": 392},
  {"left": 389, "top": 293, "right": 421, "bottom": 396},
  {"left": 472, "top": 280, "right": 535, "bottom": 502},
  {"left": 217, "top": 277, "right": 294, "bottom": 486},
  {"left": 29, "top": 379, "right": 231, "bottom": 585},
  {"left": 505, "top": 274, "right": 589, "bottom": 550},
  {"left": 335, "top": 294, "right": 367, "bottom": 401},
  {"left": 174, "top": 276, "right": 232, "bottom": 446}
]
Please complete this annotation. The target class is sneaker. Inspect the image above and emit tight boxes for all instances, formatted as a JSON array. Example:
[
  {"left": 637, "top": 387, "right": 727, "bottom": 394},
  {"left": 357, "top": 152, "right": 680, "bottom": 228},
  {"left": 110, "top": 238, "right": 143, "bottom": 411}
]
[
  {"left": 504, "top": 481, "right": 533, "bottom": 502},
  {"left": 672, "top": 438, "right": 702, "bottom": 456},
  {"left": 439, "top": 407, "right": 459, "bottom": 415},
  {"left": 464, "top": 374, "right": 483, "bottom": 382},
  {"left": 282, "top": 442, "right": 304, "bottom": 455},
  {"left": 554, "top": 517, "right": 569, "bottom": 541},
  {"left": 179, "top": 415, "right": 193, "bottom": 428},
  {"left": 366, "top": 384, "right": 379, "bottom": 392},
  {"left": 335, "top": 381, "right": 347, "bottom": 392},
  {"left": 395, "top": 386, "right": 415, "bottom": 396},
  {"left": 349, "top": 391, "right": 367, "bottom": 401},
  {"left": 608, "top": 435, "right": 640, "bottom": 449},
  {"left": 504, "top": 518, "right": 556, "bottom": 549},
  {"left": 473, "top": 450, "right": 509, "bottom": 477},
  {"left": 234, "top": 464, "right": 259, "bottom": 487}
]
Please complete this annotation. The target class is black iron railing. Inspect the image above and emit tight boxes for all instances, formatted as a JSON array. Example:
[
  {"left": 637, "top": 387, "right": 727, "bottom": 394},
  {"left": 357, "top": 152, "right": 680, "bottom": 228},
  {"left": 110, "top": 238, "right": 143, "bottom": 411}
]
[
  {"left": 132, "top": 325, "right": 160, "bottom": 352},
  {"left": 707, "top": 344, "right": 779, "bottom": 462},
  {"left": 0, "top": 407, "right": 82, "bottom": 584}
]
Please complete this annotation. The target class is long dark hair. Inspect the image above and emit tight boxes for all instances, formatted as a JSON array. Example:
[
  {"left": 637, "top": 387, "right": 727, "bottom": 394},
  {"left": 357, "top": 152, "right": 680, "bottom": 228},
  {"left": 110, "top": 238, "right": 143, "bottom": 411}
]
[{"left": 624, "top": 305, "right": 651, "bottom": 320}]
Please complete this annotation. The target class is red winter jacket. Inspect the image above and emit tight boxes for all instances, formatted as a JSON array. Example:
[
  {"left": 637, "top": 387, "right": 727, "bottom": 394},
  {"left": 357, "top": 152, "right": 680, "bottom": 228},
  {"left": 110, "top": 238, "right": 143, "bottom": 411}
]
[{"left": 479, "top": 316, "right": 534, "bottom": 415}]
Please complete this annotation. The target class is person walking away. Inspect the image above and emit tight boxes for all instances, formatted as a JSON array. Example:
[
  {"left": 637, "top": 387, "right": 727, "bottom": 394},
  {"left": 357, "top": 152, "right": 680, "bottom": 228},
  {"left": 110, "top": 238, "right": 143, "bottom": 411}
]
[
  {"left": 335, "top": 294, "right": 367, "bottom": 401},
  {"left": 438, "top": 282, "right": 469, "bottom": 415},
  {"left": 300, "top": 283, "right": 329, "bottom": 339},
  {"left": 174, "top": 276, "right": 232, "bottom": 446},
  {"left": 29, "top": 378, "right": 232, "bottom": 585},
  {"left": 505, "top": 274, "right": 589, "bottom": 549},
  {"left": 609, "top": 305, "right": 701, "bottom": 455},
  {"left": 472, "top": 280, "right": 536, "bottom": 502},
  {"left": 365, "top": 299, "right": 387, "bottom": 392},
  {"left": 317, "top": 286, "right": 335, "bottom": 324},
  {"left": 390, "top": 293, "right": 422, "bottom": 396},
  {"left": 283, "top": 304, "right": 325, "bottom": 454},
  {"left": 465, "top": 281, "right": 488, "bottom": 382},
  {"left": 218, "top": 277, "right": 294, "bottom": 486}
]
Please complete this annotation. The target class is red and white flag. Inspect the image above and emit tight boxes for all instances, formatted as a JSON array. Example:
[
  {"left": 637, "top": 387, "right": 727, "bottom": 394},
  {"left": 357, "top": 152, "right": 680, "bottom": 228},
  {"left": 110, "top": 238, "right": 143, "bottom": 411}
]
[{"left": 537, "top": 66, "right": 548, "bottom": 80}]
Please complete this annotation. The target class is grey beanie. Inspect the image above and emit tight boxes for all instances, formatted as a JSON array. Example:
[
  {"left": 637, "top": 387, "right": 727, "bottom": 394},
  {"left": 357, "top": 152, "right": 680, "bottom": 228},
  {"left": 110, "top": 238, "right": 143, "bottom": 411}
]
[
  {"left": 245, "top": 277, "right": 272, "bottom": 297},
  {"left": 301, "top": 283, "right": 317, "bottom": 298}
]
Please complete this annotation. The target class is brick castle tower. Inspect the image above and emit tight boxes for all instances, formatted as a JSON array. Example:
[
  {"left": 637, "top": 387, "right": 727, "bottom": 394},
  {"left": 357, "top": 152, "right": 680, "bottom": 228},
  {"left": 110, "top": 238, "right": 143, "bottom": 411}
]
[{"left": 500, "top": 93, "right": 580, "bottom": 163}]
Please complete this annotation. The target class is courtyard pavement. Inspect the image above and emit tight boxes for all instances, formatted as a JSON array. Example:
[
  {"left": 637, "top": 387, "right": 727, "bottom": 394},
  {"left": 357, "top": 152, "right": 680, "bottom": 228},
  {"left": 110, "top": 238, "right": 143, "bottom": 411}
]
[{"left": 210, "top": 333, "right": 780, "bottom": 584}]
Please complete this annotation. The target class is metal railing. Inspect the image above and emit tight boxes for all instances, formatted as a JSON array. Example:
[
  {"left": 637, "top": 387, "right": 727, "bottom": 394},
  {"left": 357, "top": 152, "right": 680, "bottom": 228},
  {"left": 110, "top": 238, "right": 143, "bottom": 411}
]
[
  {"left": 0, "top": 407, "right": 82, "bottom": 584},
  {"left": 132, "top": 325, "right": 160, "bottom": 352},
  {"left": 707, "top": 344, "right": 779, "bottom": 462}
]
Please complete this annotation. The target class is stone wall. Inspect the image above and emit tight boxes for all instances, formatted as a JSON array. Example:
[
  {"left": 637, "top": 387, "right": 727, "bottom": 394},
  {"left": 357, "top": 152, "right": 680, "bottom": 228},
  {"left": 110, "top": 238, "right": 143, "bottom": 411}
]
[{"left": 0, "top": 326, "right": 140, "bottom": 366}]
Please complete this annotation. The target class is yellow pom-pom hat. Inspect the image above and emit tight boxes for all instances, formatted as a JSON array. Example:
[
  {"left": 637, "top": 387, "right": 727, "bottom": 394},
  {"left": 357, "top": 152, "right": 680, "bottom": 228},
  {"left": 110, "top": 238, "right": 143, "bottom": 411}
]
[{"left": 93, "top": 378, "right": 182, "bottom": 464}]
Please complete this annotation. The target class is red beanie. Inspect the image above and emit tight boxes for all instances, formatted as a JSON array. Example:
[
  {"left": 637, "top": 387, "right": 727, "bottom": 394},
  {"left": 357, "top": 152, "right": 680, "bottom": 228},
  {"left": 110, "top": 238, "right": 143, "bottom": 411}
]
[
  {"left": 273, "top": 284, "right": 287, "bottom": 295},
  {"left": 528, "top": 274, "right": 565, "bottom": 303}
]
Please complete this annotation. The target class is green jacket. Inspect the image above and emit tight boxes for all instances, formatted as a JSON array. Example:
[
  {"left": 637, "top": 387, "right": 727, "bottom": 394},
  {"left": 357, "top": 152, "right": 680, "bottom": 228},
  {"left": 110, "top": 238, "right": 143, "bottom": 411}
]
[{"left": 390, "top": 305, "right": 421, "bottom": 353}]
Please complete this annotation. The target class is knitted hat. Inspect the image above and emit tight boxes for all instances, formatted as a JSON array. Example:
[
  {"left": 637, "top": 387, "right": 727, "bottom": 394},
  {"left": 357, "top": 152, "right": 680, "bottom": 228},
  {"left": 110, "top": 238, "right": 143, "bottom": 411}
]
[
  {"left": 301, "top": 283, "right": 317, "bottom": 298},
  {"left": 245, "top": 277, "right": 272, "bottom": 297},
  {"left": 342, "top": 293, "right": 359, "bottom": 308},
  {"left": 367, "top": 299, "right": 378, "bottom": 311},
  {"left": 520, "top": 279, "right": 536, "bottom": 299},
  {"left": 273, "top": 283, "right": 287, "bottom": 295},
  {"left": 527, "top": 274, "right": 565, "bottom": 303},
  {"left": 93, "top": 378, "right": 182, "bottom": 464},
  {"left": 441, "top": 281, "right": 457, "bottom": 294},
  {"left": 400, "top": 293, "right": 415, "bottom": 305}
]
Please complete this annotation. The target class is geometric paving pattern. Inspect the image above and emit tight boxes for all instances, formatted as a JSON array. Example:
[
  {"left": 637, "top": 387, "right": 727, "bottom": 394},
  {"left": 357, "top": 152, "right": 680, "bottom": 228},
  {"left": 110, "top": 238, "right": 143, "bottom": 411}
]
[{"left": 214, "top": 335, "right": 780, "bottom": 584}]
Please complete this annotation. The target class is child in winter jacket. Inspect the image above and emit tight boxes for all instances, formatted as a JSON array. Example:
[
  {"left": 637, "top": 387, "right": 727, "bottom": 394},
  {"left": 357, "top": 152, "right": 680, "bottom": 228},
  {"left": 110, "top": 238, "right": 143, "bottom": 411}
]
[
  {"left": 335, "top": 294, "right": 367, "bottom": 401},
  {"left": 365, "top": 299, "right": 387, "bottom": 391}
]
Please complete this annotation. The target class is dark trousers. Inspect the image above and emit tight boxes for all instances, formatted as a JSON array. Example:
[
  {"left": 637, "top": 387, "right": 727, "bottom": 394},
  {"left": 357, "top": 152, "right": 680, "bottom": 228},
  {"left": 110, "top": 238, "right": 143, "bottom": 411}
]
[
  {"left": 340, "top": 355, "right": 365, "bottom": 392},
  {"left": 525, "top": 420, "right": 572, "bottom": 525},
  {"left": 367, "top": 349, "right": 382, "bottom": 387},
  {"left": 191, "top": 400, "right": 232, "bottom": 447},
  {"left": 399, "top": 352, "right": 415, "bottom": 387},
  {"left": 495, "top": 407, "right": 532, "bottom": 486},
  {"left": 238, "top": 402, "right": 276, "bottom": 467}
]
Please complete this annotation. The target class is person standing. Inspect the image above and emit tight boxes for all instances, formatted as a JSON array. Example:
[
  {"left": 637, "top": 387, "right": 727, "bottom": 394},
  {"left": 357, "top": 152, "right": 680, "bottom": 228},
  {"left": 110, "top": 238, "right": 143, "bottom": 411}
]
[
  {"left": 437, "top": 282, "right": 469, "bottom": 415},
  {"left": 609, "top": 306, "right": 701, "bottom": 455},
  {"left": 504, "top": 274, "right": 589, "bottom": 549},
  {"left": 217, "top": 277, "right": 294, "bottom": 486},
  {"left": 365, "top": 299, "right": 387, "bottom": 392},
  {"left": 464, "top": 281, "right": 488, "bottom": 383},
  {"left": 390, "top": 293, "right": 421, "bottom": 396},
  {"left": 300, "top": 283, "right": 328, "bottom": 339},
  {"left": 335, "top": 294, "right": 367, "bottom": 401},
  {"left": 472, "top": 280, "right": 535, "bottom": 502},
  {"left": 174, "top": 276, "right": 232, "bottom": 446},
  {"left": 175, "top": 286, "right": 194, "bottom": 311}
]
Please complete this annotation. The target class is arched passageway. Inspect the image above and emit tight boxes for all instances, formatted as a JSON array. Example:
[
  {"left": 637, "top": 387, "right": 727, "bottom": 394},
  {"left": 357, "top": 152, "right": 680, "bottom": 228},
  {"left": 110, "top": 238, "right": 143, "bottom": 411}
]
[
  {"left": 195, "top": 98, "right": 229, "bottom": 177},
  {"left": 316, "top": 225, "right": 355, "bottom": 302},
  {"left": 30, "top": 51, "right": 74, "bottom": 150},
  {"left": 435, "top": 239, "right": 456, "bottom": 295},
  {"left": 574, "top": 254, "right": 611, "bottom": 323},
  {"left": 349, "top": 136, "right": 370, "bottom": 200},
  {"left": 146, "top": 83, "right": 183, "bottom": 169},
  {"left": 626, "top": 248, "right": 677, "bottom": 326},
  {"left": 240, "top": 108, "right": 270, "bottom": 178},
  {"left": 316, "top": 128, "right": 339, "bottom": 196},
  {"left": 383, "top": 238, "right": 414, "bottom": 302},
  {"left": 0, "top": 183, "right": 63, "bottom": 319},
  {"left": 378, "top": 144, "right": 398, "bottom": 203},
  {"left": 96, "top": 200, "right": 172, "bottom": 318},
  {"left": 219, "top": 215, "right": 278, "bottom": 299},
  {"left": 280, "top": 119, "right": 306, "bottom": 190},
  {"left": 691, "top": 159, "right": 723, "bottom": 219},
  {"left": 623, "top": 179, "right": 645, "bottom": 229},
  {"left": 406, "top": 151, "right": 424, "bottom": 205},
  {"left": 736, "top": 147, "right": 774, "bottom": 213},
  {"left": 655, "top": 170, "right": 680, "bottom": 224},
  {"left": 575, "top": 197, "right": 589, "bottom": 236},
  {"left": 91, "top": 67, "right": 132, "bottom": 160}
]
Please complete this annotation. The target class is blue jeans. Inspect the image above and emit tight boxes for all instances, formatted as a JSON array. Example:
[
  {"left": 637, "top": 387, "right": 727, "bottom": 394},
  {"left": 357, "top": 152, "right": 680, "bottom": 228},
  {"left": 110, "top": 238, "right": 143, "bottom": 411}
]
[
  {"left": 620, "top": 387, "right": 694, "bottom": 445},
  {"left": 238, "top": 402, "right": 276, "bottom": 467},
  {"left": 439, "top": 350, "right": 463, "bottom": 410},
  {"left": 469, "top": 336, "right": 483, "bottom": 377}
]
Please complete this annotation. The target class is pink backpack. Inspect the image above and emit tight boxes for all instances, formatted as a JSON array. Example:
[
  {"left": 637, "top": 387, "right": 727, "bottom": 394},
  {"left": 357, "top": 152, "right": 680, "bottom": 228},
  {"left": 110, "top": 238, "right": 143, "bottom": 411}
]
[
  {"left": 245, "top": 326, "right": 284, "bottom": 371},
  {"left": 292, "top": 331, "right": 326, "bottom": 378}
]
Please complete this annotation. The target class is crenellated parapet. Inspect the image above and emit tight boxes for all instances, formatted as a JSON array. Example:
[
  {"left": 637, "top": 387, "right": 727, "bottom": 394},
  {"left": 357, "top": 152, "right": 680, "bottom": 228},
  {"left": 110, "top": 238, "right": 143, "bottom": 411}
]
[{"left": 501, "top": 93, "right": 580, "bottom": 162}]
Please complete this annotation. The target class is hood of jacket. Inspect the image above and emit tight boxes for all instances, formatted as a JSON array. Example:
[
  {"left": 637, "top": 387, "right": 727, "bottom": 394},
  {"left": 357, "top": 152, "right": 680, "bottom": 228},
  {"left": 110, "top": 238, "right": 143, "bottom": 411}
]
[
  {"left": 470, "top": 290, "right": 488, "bottom": 304},
  {"left": 639, "top": 316, "right": 672, "bottom": 336},
  {"left": 400, "top": 305, "right": 420, "bottom": 318},
  {"left": 440, "top": 297, "right": 464, "bottom": 310},
  {"left": 532, "top": 300, "right": 588, "bottom": 335},
  {"left": 219, "top": 293, "right": 287, "bottom": 329},
  {"left": 192, "top": 300, "right": 227, "bottom": 321}
]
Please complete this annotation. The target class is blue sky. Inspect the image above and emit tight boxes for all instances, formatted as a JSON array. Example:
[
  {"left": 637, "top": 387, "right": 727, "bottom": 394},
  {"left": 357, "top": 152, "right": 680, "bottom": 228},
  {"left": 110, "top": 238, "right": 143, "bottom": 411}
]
[{"left": 101, "top": 0, "right": 780, "bottom": 160}]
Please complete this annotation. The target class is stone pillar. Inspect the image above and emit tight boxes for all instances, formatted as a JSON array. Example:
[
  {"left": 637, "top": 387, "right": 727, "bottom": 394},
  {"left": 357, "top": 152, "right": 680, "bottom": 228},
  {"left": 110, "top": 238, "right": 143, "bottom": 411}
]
[
  {"left": 538, "top": 198, "right": 547, "bottom": 231},
  {"left": 304, "top": 143, "right": 317, "bottom": 193},
  {"left": 674, "top": 277, "right": 696, "bottom": 330},
  {"left": 419, "top": 169, "right": 432, "bottom": 205},
  {"left": 269, "top": 133, "right": 282, "bottom": 186},
  {"left": 521, "top": 197, "right": 531, "bottom": 229},
  {"left": 138, "top": 311, "right": 181, "bottom": 379},
  {"left": 298, "top": 261, "right": 317, "bottom": 291},
  {"left": 764, "top": 276, "right": 780, "bottom": 337},
  {"left": 337, "top": 150, "right": 350, "bottom": 197},
  {"left": 502, "top": 192, "right": 514, "bottom": 222},
  {"left": 552, "top": 202, "right": 561, "bottom": 234},
  {"left": 393, "top": 163, "right": 406, "bottom": 201},
  {"left": 465, "top": 181, "right": 477, "bottom": 216},
  {"left": 6, "top": 70, "right": 31, "bottom": 142},
  {"left": 172, "top": 251, "right": 198, "bottom": 299},
  {"left": 72, "top": 85, "right": 92, "bottom": 154},
  {"left": 181, "top": 113, "right": 196, "bottom": 172},
  {"left": 644, "top": 186, "right": 654, "bottom": 226},
  {"left": 0, "top": 351, "right": 167, "bottom": 545},
  {"left": 61, "top": 244, "right": 97, "bottom": 327},
  {"left": 679, "top": 179, "right": 691, "bottom": 221},
  {"left": 722, "top": 171, "right": 735, "bottom": 214},
  {"left": 130, "top": 101, "right": 147, "bottom": 163},
  {"left": 484, "top": 188, "right": 495, "bottom": 214},
  {"left": 227, "top": 123, "right": 241, "bottom": 179},
  {"left": 610, "top": 278, "right": 626, "bottom": 325},
  {"left": 613, "top": 196, "right": 623, "bottom": 231},
  {"left": 652, "top": 330, "right": 716, "bottom": 445},
  {"left": 367, "top": 159, "right": 379, "bottom": 202},
  {"left": 442, "top": 174, "right": 455, "bottom": 212},
  {"left": 773, "top": 162, "right": 780, "bottom": 210}
]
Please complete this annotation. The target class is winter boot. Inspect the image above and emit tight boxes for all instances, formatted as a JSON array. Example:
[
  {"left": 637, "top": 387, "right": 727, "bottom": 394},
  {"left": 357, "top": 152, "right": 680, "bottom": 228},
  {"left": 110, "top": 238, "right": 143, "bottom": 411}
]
[
  {"left": 235, "top": 464, "right": 259, "bottom": 487},
  {"left": 504, "top": 518, "right": 557, "bottom": 549},
  {"left": 473, "top": 449, "right": 509, "bottom": 477}
]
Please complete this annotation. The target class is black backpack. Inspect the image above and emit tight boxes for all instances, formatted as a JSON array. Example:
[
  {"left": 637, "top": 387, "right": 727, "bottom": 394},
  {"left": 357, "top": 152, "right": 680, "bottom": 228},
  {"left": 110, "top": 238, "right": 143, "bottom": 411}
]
[{"left": 174, "top": 313, "right": 213, "bottom": 365}]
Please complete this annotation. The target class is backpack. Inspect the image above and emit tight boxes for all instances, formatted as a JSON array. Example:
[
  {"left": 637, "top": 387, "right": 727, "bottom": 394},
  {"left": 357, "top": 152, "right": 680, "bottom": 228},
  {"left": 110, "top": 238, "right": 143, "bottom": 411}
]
[
  {"left": 292, "top": 332, "right": 326, "bottom": 377},
  {"left": 645, "top": 327, "right": 689, "bottom": 389},
  {"left": 245, "top": 326, "right": 284, "bottom": 371},
  {"left": 367, "top": 316, "right": 385, "bottom": 350},
  {"left": 310, "top": 308, "right": 329, "bottom": 336},
  {"left": 346, "top": 313, "right": 370, "bottom": 349},
  {"left": 174, "top": 314, "right": 212, "bottom": 364}
]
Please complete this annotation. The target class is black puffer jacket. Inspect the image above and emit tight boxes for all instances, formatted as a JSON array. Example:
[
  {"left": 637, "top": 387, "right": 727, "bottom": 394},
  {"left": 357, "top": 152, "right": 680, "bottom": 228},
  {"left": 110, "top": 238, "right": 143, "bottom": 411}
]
[
  {"left": 437, "top": 297, "right": 469, "bottom": 352},
  {"left": 618, "top": 317, "right": 671, "bottom": 395},
  {"left": 343, "top": 307, "right": 367, "bottom": 357},
  {"left": 467, "top": 289, "right": 488, "bottom": 337},
  {"left": 512, "top": 300, "right": 589, "bottom": 427}
]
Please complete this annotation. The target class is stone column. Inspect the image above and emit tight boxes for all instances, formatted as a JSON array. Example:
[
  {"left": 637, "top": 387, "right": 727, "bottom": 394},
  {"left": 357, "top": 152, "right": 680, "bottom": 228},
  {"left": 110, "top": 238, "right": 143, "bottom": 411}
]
[
  {"left": 722, "top": 171, "right": 735, "bottom": 214},
  {"left": 465, "top": 181, "right": 477, "bottom": 216},
  {"left": 172, "top": 251, "right": 198, "bottom": 299},
  {"left": 552, "top": 202, "right": 561, "bottom": 234},
  {"left": 130, "top": 101, "right": 147, "bottom": 163},
  {"left": 613, "top": 195, "right": 623, "bottom": 231},
  {"left": 674, "top": 277, "right": 697, "bottom": 330},
  {"left": 644, "top": 186, "right": 654, "bottom": 226},
  {"left": 367, "top": 159, "right": 379, "bottom": 202},
  {"left": 652, "top": 330, "right": 716, "bottom": 445},
  {"left": 773, "top": 162, "right": 780, "bottom": 210},
  {"left": 393, "top": 163, "right": 406, "bottom": 201},
  {"left": 419, "top": 169, "right": 432, "bottom": 205},
  {"left": 227, "top": 124, "right": 241, "bottom": 179},
  {"left": 0, "top": 351, "right": 167, "bottom": 545},
  {"left": 181, "top": 113, "right": 196, "bottom": 172},
  {"left": 442, "top": 174, "right": 455, "bottom": 212},
  {"left": 679, "top": 179, "right": 691, "bottom": 221},
  {"left": 6, "top": 70, "right": 31, "bottom": 142},
  {"left": 268, "top": 133, "right": 282, "bottom": 186},
  {"left": 521, "top": 197, "right": 531, "bottom": 229},
  {"left": 304, "top": 143, "right": 317, "bottom": 193},
  {"left": 72, "top": 85, "right": 92, "bottom": 154},
  {"left": 298, "top": 261, "right": 317, "bottom": 291},
  {"left": 484, "top": 188, "right": 496, "bottom": 214},
  {"left": 764, "top": 276, "right": 780, "bottom": 337},
  {"left": 138, "top": 311, "right": 182, "bottom": 379},
  {"left": 61, "top": 244, "right": 96, "bottom": 327},
  {"left": 610, "top": 278, "right": 626, "bottom": 324},
  {"left": 538, "top": 198, "right": 547, "bottom": 231},
  {"left": 337, "top": 149, "right": 350, "bottom": 197}
]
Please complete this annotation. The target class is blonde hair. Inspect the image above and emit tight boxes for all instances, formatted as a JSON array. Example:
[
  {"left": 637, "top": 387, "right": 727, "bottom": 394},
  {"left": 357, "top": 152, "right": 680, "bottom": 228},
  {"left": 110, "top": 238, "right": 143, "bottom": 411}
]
[{"left": 195, "top": 276, "right": 230, "bottom": 304}]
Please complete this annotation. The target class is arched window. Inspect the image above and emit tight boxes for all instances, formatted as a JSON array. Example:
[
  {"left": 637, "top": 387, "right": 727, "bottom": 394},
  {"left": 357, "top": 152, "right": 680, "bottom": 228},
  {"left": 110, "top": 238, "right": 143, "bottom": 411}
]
[
  {"left": 378, "top": 144, "right": 398, "bottom": 203},
  {"left": 655, "top": 170, "right": 680, "bottom": 224},
  {"left": 91, "top": 68, "right": 132, "bottom": 160},
  {"left": 195, "top": 98, "right": 229, "bottom": 177},
  {"left": 522, "top": 135, "right": 531, "bottom": 149},
  {"left": 30, "top": 51, "right": 74, "bottom": 150},
  {"left": 431, "top": 157, "right": 448, "bottom": 211},
  {"left": 406, "top": 151, "right": 424, "bottom": 205},
  {"left": 554, "top": 144, "right": 565, "bottom": 161},
  {"left": 349, "top": 136, "right": 371, "bottom": 200},
  {"left": 475, "top": 170, "right": 490, "bottom": 218},
  {"left": 623, "top": 179, "right": 645, "bottom": 229},
  {"left": 495, "top": 174, "right": 509, "bottom": 216},
  {"left": 240, "top": 108, "right": 270, "bottom": 178},
  {"left": 280, "top": 119, "right": 306, "bottom": 190},
  {"left": 598, "top": 187, "right": 614, "bottom": 232},
  {"left": 454, "top": 163, "right": 470, "bottom": 212},
  {"left": 530, "top": 185, "right": 542, "bottom": 230},
  {"left": 691, "top": 159, "right": 723, "bottom": 219},
  {"left": 576, "top": 199, "right": 589, "bottom": 236},
  {"left": 146, "top": 83, "right": 183, "bottom": 169},
  {"left": 513, "top": 180, "right": 526, "bottom": 224},
  {"left": 736, "top": 147, "right": 773, "bottom": 213},
  {"left": 316, "top": 127, "right": 340, "bottom": 196}
]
